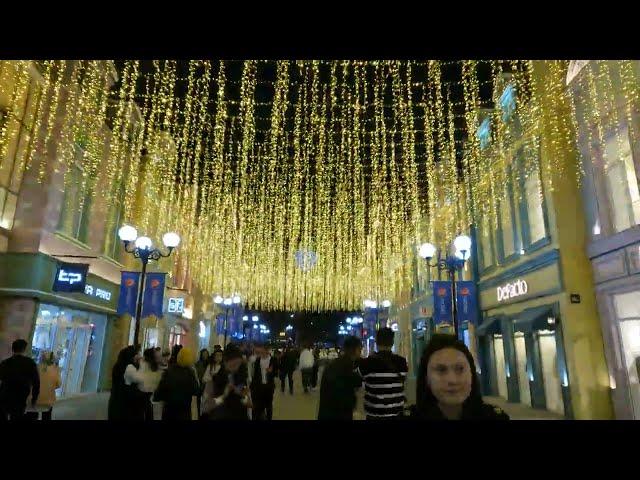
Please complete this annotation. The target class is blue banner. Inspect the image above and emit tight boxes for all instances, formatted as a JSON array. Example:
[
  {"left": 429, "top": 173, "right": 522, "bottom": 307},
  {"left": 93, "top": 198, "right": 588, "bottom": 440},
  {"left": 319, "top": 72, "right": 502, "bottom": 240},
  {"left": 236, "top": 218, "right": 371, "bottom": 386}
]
[
  {"left": 117, "top": 271, "right": 141, "bottom": 316},
  {"left": 432, "top": 281, "right": 453, "bottom": 325},
  {"left": 141, "top": 272, "right": 166, "bottom": 319},
  {"left": 456, "top": 281, "right": 479, "bottom": 325}
]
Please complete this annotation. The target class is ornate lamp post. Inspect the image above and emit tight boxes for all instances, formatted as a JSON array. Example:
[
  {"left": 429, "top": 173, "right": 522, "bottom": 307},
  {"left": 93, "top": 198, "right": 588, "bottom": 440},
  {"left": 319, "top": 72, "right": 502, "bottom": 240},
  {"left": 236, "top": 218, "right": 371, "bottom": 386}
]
[
  {"left": 214, "top": 294, "right": 241, "bottom": 347},
  {"left": 118, "top": 225, "right": 180, "bottom": 347},
  {"left": 363, "top": 299, "right": 392, "bottom": 332},
  {"left": 418, "top": 234, "right": 472, "bottom": 338}
]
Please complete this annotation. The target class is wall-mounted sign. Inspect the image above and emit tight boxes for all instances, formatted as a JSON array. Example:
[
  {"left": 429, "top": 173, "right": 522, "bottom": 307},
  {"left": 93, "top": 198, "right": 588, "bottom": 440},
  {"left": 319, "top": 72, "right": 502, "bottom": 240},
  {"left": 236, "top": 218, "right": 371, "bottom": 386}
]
[
  {"left": 53, "top": 263, "right": 89, "bottom": 293},
  {"left": 168, "top": 297, "right": 185, "bottom": 314},
  {"left": 84, "top": 284, "right": 112, "bottom": 301},
  {"left": 496, "top": 279, "right": 528, "bottom": 302},
  {"left": 391, "top": 322, "right": 399, "bottom": 332},
  {"left": 570, "top": 293, "right": 581, "bottom": 304}
]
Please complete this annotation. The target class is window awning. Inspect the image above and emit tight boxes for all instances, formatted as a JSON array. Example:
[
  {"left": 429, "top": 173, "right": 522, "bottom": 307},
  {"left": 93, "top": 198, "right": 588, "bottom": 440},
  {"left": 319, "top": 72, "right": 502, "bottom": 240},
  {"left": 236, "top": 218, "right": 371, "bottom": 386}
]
[
  {"left": 513, "top": 305, "right": 554, "bottom": 333},
  {"left": 476, "top": 316, "right": 503, "bottom": 336}
]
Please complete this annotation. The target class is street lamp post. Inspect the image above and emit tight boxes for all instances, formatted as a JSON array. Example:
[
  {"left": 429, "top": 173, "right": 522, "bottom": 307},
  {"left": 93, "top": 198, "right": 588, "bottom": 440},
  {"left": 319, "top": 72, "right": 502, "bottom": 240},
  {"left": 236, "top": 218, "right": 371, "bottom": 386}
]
[
  {"left": 118, "top": 225, "right": 180, "bottom": 348},
  {"left": 418, "top": 234, "right": 472, "bottom": 339},
  {"left": 215, "top": 295, "right": 241, "bottom": 347}
]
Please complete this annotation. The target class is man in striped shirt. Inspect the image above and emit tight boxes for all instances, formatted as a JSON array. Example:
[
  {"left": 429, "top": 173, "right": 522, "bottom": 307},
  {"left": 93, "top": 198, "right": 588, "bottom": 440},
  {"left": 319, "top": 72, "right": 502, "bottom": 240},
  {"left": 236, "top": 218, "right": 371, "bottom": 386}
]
[{"left": 357, "top": 328, "right": 409, "bottom": 419}]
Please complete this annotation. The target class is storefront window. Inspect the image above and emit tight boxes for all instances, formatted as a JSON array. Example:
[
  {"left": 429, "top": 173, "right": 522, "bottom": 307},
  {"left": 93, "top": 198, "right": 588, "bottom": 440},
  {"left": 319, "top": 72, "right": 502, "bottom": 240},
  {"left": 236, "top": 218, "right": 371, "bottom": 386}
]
[
  {"left": 525, "top": 168, "right": 546, "bottom": 243},
  {"left": 169, "top": 324, "right": 185, "bottom": 349},
  {"left": 604, "top": 129, "right": 640, "bottom": 233},
  {"left": 31, "top": 304, "right": 107, "bottom": 398},
  {"left": 613, "top": 289, "right": 640, "bottom": 419},
  {"left": 143, "top": 328, "right": 159, "bottom": 349}
]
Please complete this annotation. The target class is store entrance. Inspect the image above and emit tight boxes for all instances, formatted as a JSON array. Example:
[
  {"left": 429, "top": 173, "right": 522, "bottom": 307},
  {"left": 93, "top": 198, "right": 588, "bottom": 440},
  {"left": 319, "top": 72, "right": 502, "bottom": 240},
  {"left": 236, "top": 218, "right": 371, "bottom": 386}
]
[
  {"left": 493, "top": 335, "right": 508, "bottom": 399},
  {"left": 31, "top": 304, "right": 106, "bottom": 398},
  {"left": 619, "top": 319, "right": 640, "bottom": 419},
  {"left": 538, "top": 330, "right": 564, "bottom": 415},
  {"left": 514, "top": 332, "right": 532, "bottom": 406}
]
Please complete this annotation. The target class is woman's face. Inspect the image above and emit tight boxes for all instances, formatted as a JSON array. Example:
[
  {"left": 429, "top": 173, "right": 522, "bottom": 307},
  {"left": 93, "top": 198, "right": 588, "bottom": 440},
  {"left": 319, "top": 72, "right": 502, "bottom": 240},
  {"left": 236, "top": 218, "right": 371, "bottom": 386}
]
[
  {"left": 214, "top": 352, "right": 223, "bottom": 364},
  {"left": 154, "top": 350, "right": 162, "bottom": 363},
  {"left": 426, "top": 348, "right": 473, "bottom": 407},
  {"left": 202, "top": 350, "right": 210, "bottom": 361}
]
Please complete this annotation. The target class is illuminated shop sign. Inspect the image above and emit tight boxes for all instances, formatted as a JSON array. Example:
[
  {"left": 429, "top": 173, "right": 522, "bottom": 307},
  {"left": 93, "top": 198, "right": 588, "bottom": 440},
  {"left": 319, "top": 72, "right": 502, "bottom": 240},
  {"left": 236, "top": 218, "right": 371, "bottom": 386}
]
[
  {"left": 496, "top": 279, "right": 528, "bottom": 302},
  {"left": 84, "top": 284, "right": 112, "bottom": 301},
  {"left": 53, "top": 263, "right": 89, "bottom": 293},
  {"left": 168, "top": 297, "right": 185, "bottom": 314}
]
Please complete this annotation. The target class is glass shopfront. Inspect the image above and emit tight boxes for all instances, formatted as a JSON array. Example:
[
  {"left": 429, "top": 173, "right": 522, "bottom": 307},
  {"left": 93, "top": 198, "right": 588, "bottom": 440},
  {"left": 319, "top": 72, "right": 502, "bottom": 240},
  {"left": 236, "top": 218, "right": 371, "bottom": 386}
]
[{"left": 31, "top": 303, "right": 107, "bottom": 398}]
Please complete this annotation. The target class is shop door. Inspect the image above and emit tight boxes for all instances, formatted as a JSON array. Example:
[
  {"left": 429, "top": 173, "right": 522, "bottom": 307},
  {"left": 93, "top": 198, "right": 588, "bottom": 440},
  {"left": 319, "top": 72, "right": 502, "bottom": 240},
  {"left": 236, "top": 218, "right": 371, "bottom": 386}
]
[
  {"left": 61, "top": 324, "right": 91, "bottom": 396},
  {"left": 619, "top": 319, "right": 640, "bottom": 419},
  {"left": 493, "top": 335, "right": 508, "bottom": 399},
  {"left": 514, "top": 333, "right": 531, "bottom": 406},
  {"left": 538, "top": 331, "right": 564, "bottom": 415}
]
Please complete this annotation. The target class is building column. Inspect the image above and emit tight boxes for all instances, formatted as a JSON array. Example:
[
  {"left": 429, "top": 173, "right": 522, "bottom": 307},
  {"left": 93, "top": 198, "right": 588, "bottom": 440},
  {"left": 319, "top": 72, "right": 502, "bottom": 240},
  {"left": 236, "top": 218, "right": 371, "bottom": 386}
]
[{"left": 531, "top": 60, "right": 614, "bottom": 419}]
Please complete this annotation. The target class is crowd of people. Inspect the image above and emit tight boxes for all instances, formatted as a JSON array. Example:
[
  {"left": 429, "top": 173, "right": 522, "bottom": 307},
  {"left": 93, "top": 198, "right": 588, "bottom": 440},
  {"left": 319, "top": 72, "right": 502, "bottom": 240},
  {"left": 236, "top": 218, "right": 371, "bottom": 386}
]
[{"left": 0, "top": 328, "right": 510, "bottom": 421}]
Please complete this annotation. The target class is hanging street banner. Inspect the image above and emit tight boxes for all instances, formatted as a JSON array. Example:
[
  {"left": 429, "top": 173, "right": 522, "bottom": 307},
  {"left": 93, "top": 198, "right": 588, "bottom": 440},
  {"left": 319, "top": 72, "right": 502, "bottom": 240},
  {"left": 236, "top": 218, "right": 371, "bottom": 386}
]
[
  {"left": 117, "top": 271, "right": 141, "bottom": 317},
  {"left": 141, "top": 272, "right": 166, "bottom": 319},
  {"left": 456, "top": 281, "right": 479, "bottom": 325},
  {"left": 432, "top": 281, "right": 453, "bottom": 325},
  {"left": 52, "top": 262, "right": 89, "bottom": 293}
]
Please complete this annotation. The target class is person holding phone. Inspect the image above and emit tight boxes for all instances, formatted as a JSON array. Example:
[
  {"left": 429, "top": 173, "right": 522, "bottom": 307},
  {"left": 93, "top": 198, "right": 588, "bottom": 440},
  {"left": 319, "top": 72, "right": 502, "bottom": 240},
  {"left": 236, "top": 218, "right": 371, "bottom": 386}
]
[{"left": 202, "top": 345, "right": 251, "bottom": 420}]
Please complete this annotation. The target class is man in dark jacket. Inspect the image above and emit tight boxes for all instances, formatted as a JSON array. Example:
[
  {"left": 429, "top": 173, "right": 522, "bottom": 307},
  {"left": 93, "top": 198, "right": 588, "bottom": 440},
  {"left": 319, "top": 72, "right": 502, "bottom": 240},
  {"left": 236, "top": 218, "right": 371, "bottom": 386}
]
[
  {"left": 317, "top": 336, "right": 362, "bottom": 420},
  {"left": 281, "top": 346, "right": 297, "bottom": 395},
  {"left": 0, "top": 339, "right": 40, "bottom": 421},
  {"left": 250, "top": 343, "right": 277, "bottom": 420}
]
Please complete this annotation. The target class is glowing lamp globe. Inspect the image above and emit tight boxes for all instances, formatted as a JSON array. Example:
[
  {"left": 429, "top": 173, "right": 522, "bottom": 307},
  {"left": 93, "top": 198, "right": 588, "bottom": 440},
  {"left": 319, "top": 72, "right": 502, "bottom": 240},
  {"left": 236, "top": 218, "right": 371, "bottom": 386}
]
[
  {"left": 418, "top": 242, "right": 436, "bottom": 260},
  {"left": 214, "top": 295, "right": 223, "bottom": 304},
  {"left": 162, "top": 232, "right": 180, "bottom": 248},
  {"left": 135, "top": 236, "right": 153, "bottom": 250},
  {"left": 453, "top": 235, "right": 472, "bottom": 253},
  {"left": 381, "top": 300, "right": 391, "bottom": 308},
  {"left": 118, "top": 225, "right": 137, "bottom": 242}
]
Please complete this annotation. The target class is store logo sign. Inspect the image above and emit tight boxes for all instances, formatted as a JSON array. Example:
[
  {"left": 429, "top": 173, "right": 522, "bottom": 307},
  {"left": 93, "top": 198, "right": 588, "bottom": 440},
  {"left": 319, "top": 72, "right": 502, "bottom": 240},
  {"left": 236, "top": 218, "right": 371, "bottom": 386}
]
[
  {"left": 53, "top": 262, "right": 89, "bottom": 293},
  {"left": 84, "top": 284, "right": 112, "bottom": 301},
  {"left": 168, "top": 297, "right": 185, "bottom": 314},
  {"left": 496, "top": 279, "right": 528, "bottom": 302}
]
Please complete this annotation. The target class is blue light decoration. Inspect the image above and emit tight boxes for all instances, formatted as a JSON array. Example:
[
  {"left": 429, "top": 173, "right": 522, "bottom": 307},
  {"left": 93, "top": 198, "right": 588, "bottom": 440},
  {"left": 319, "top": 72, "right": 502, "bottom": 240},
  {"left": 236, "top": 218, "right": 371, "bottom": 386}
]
[
  {"left": 295, "top": 249, "right": 318, "bottom": 272},
  {"left": 477, "top": 117, "right": 492, "bottom": 150},
  {"left": 500, "top": 83, "right": 516, "bottom": 122}
]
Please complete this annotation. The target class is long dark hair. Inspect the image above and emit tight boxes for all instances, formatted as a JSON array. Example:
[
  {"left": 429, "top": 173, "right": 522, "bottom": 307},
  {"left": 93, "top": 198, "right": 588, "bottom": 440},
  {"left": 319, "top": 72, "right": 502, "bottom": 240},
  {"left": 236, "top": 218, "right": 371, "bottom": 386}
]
[
  {"left": 208, "top": 348, "right": 223, "bottom": 367},
  {"left": 169, "top": 344, "right": 183, "bottom": 365},
  {"left": 198, "top": 348, "right": 209, "bottom": 364},
  {"left": 415, "top": 334, "right": 483, "bottom": 415},
  {"left": 112, "top": 345, "right": 139, "bottom": 387},
  {"left": 143, "top": 347, "right": 159, "bottom": 372}
]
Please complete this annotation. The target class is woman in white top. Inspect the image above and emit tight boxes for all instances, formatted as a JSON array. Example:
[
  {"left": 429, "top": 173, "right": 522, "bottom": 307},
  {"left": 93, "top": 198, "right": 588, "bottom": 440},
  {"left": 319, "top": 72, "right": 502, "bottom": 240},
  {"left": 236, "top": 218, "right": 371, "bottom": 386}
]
[{"left": 137, "top": 348, "right": 163, "bottom": 420}]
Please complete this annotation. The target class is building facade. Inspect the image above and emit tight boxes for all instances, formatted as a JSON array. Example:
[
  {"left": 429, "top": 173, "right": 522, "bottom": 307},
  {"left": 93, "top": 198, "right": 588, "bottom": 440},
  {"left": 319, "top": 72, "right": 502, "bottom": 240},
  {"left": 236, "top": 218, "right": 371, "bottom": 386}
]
[
  {"left": 473, "top": 64, "right": 613, "bottom": 419},
  {"left": 568, "top": 60, "right": 640, "bottom": 419}
]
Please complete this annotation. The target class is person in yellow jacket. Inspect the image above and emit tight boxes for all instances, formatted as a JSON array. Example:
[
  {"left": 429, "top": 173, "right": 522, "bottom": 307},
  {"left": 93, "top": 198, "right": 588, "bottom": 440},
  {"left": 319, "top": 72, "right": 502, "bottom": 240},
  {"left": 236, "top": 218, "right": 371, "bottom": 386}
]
[{"left": 153, "top": 347, "right": 199, "bottom": 420}]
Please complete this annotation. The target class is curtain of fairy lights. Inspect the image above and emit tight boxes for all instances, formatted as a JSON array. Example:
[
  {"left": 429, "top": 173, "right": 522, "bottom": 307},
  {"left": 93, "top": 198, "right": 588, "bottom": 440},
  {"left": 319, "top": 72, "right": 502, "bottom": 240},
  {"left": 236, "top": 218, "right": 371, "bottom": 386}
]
[{"left": 1, "top": 59, "right": 613, "bottom": 312}]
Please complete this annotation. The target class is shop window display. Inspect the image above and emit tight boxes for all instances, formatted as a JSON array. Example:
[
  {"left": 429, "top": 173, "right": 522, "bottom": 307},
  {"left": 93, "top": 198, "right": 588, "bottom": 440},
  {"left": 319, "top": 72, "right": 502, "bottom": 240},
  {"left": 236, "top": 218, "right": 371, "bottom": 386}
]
[{"left": 31, "top": 304, "right": 106, "bottom": 398}]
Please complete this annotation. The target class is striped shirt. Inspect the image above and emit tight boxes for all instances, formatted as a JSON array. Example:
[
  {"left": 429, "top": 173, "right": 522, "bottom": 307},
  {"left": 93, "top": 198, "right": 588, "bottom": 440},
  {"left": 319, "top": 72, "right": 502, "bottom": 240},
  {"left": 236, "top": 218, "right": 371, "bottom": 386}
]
[{"left": 357, "top": 351, "right": 409, "bottom": 418}]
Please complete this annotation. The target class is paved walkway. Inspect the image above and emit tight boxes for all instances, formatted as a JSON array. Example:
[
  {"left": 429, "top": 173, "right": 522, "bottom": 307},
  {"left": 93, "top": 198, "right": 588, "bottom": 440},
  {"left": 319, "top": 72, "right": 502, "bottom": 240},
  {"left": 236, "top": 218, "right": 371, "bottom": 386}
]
[{"left": 52, "top": 372, "right": 564, "bottom": 420}]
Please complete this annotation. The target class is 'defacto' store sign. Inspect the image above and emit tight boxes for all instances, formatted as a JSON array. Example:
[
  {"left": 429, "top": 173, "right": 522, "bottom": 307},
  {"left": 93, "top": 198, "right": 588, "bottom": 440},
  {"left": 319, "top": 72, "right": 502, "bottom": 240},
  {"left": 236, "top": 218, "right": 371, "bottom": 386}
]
[{"left": 496, "top": 279, "right": 528, "bottom": 303}]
